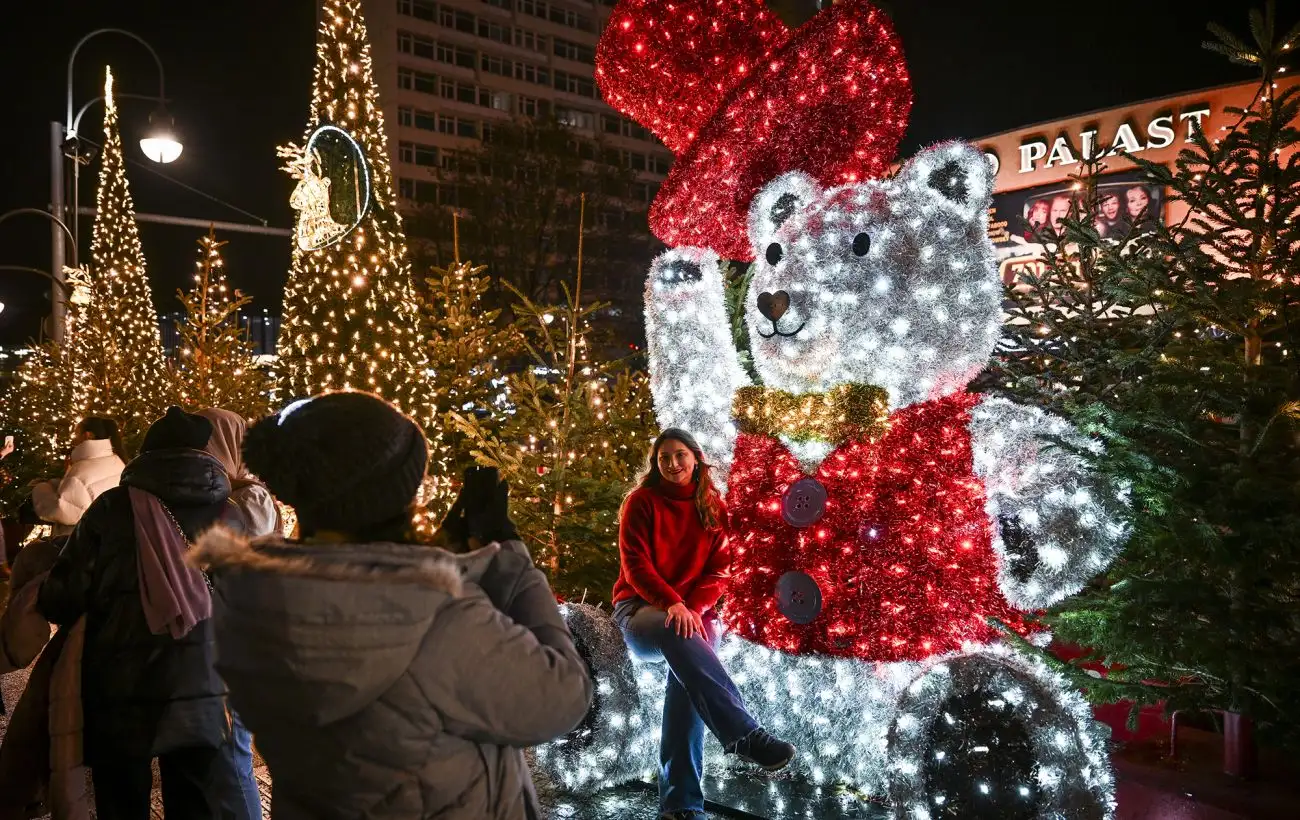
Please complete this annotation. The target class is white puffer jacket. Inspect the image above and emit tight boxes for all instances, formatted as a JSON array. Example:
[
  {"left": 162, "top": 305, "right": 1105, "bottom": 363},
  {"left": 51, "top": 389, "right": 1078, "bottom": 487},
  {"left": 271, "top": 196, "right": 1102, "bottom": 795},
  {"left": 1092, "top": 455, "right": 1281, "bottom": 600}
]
[{"left": 31, "top": 438, "right": 126, "bottom": 534}]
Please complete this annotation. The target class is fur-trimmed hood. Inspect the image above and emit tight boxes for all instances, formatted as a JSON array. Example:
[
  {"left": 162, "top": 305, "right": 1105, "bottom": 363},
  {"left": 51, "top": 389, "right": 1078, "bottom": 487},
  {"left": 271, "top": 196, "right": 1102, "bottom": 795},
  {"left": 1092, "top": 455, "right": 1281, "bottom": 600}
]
[{"left": 191, "top": 527, "right": 500, "bottom": 727}]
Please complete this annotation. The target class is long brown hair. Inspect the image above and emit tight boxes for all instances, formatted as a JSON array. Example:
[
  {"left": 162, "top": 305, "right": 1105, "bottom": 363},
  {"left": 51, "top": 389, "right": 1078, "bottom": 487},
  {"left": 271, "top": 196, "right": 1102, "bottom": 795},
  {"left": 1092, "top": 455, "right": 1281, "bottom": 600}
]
[{"left": 631, "top": 428, "right": 724, "bottom": 530}]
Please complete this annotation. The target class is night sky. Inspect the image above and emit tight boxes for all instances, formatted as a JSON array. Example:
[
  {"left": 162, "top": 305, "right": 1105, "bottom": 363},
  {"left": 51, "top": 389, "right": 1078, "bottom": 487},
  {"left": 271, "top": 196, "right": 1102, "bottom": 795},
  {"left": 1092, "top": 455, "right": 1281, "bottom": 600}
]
[{"left": 0, "top": 0, "right": 1282, "bottom": 344}]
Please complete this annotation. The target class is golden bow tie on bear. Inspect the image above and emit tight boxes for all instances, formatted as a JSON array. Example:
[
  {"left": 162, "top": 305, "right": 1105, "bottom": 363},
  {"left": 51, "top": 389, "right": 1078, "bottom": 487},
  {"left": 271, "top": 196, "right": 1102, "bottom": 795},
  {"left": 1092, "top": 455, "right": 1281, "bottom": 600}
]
[{"left": 733, "top": 383, "right": 891, "bottom": 445}]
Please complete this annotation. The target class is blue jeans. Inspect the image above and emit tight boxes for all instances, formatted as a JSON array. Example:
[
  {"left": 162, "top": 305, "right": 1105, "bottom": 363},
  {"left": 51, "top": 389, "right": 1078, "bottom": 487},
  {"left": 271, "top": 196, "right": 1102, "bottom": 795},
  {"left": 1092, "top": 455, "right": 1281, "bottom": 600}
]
[
  {"left": 227, "top": 710, "right": 263, "bottom": 820},
  {"left": 614, "top": 599, "right": 758, "bottom": 815}
]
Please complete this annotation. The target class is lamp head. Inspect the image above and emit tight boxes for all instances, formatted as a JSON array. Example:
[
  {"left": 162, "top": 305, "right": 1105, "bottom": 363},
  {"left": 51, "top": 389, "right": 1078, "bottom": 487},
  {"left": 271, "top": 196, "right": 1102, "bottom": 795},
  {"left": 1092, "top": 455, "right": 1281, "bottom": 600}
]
[{"left": 140, "top": 105, "right": 182, "bottom": 163}]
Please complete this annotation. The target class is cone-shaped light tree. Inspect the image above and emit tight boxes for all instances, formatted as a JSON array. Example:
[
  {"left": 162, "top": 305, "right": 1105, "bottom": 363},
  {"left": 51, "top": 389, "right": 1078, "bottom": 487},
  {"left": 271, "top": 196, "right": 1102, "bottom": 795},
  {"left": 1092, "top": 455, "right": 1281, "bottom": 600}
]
[
  {"left": 68, "top": 67, "right": 171, "bottom": 451},
  {"left": 277, "top": 0, "right": 450, "bottom": 502},
  {"left": 171, "top": 229, "right": 272, "bottom": 418}
]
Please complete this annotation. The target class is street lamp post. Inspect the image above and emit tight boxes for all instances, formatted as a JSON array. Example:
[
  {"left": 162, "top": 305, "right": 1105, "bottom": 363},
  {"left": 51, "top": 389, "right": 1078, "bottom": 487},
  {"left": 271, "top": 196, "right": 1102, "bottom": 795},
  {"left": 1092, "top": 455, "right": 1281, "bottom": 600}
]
[
  {"left": 50, "top": 28, "right": 181, "bottom": 344},
  {"left": 0, "top": 208, "right": 78, "bottom": 342}
]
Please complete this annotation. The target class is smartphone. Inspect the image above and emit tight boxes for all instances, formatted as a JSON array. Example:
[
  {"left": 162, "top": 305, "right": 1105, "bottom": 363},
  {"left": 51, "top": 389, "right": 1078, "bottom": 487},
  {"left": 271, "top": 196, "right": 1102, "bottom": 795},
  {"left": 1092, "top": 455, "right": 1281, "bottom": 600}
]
[{"left": 3, "top": 436, "right": 12, "bottom": 449}]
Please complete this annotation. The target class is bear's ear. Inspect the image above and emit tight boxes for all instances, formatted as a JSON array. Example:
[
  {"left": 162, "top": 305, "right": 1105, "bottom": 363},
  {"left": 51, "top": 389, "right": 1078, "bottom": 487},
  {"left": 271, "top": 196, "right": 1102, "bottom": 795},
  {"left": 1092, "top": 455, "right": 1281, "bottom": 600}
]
[
  {"left": 898, "top": 142, "right": 993, "bottom": 221},
  {"left": 748, "top": 171, "right": 822, "bottom": 251}
]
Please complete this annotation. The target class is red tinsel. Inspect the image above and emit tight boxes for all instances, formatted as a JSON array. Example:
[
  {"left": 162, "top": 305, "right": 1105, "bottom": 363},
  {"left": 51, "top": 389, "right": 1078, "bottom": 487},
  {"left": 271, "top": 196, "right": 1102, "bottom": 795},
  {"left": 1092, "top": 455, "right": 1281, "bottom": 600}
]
[
  {"left": 722, "top": 393, "right": 1030, "bottom": 663},
  {"left": 595, "top": 0, "right": 913, "bottom": 261}
]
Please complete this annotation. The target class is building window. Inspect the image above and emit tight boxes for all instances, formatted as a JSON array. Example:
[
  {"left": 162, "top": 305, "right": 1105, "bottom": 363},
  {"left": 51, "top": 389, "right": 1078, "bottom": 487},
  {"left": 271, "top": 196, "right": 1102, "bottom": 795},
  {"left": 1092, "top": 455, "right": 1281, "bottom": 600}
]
[
  {"left": 626, "top": 151, "right": 647, "bottom": 172},
  {"left": 603, "top": 115, "right": 655, "bottom": 142},
  {"left": 649, "top": 155, "right": 671, "bottom": 175},
  {"left": 415, "top": 109, "right": 438, "bottom": 131},
  {"left": 398, "top": 0, "right": 437, "bottom": 21},
  {"left": 554, "top": 70, "right": 595, "bottom": 98},
  {"left": 399, "top": 107, "right": 439, "bottom": 131},
  {"left": 482, "top": 0, "right": 511, "bottom": 9},
  {"left": 398, "top": 31, "right": 437, "bottom": 61},
  {"left": 437, "top": 43, "right": 476, "bottom": 69},
  {"left": 556, "top": 107, "right": 595, "bottom": 130},
  {"left": 549, "top": 6, "right": 591, "bottom": 31},
  {"left": 514, "top": 28, "right": 546, "bottom": 52},
  {"left": 399, "top": 141, "right": 439, "bottom": 167},
  {"left": 480, "top": 54, "right": 508, "bottom": 76},
  {"left": 397, "top": 66, "right": 438, "bottom": 95},
  {"left": 553, "top": 38, "right": 594, "bottom": 64},
  {"left": 517, "top": 95, "right": 539, "bottom": 117},
  {"left": 398, "top": 178, "right": 439, "bottom": 204},
  {"left": 477, "top": 19, "right": 510, "bottom": 44},
  {"left": 439, "top": 115, "right": 479, "bottom": 138},
  {"left": 517, "top": 0, "right": 545, "bottom": 19},
  {"left": 439, "top": 7, "right": 476, "bottom": 34},
  {"left": 514, "top": 62, "right": 549, "bottom": 86},
  {"left": 439, "top": 77, "right": 493, "bottom": 108}
]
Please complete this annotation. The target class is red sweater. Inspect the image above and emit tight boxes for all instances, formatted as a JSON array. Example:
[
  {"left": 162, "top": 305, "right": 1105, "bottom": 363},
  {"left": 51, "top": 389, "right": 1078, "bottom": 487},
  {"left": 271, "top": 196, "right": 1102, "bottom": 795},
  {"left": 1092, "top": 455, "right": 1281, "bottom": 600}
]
[{"left": 613, "top": 480, "right": 731, "bottom": 613}]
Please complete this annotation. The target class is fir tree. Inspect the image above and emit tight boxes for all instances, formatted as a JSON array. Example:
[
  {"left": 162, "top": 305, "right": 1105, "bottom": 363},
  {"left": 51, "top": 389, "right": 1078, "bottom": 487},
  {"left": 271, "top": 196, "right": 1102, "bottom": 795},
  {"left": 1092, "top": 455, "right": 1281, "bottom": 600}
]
[
  {"left": 1, "top": 269, "right": 94, "bottom": 511},
  {"left": 452, "top": 283, "right": 654, "bottom": 601},
  {"left": 999, "top": 4, "right": 1300, "bottom": 744},
  {"left": 277, "top": 0, "right": 451, "bottom": 502},
  {"left": 171, "top": 229, "right": 271, "bottom": 419},
  {"left": 69, "top": 67, "right": 172, "bottom": 450},
  {"left": 419, "top": 241, "right": 512, "bottom": 472}
]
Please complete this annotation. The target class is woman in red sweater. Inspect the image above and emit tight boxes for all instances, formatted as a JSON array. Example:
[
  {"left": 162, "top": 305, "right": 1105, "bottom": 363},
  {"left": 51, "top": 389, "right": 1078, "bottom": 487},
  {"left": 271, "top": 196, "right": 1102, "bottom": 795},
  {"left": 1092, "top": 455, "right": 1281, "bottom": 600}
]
[{"left": 613, "top": 428, "right": 795, "bottom": 820}]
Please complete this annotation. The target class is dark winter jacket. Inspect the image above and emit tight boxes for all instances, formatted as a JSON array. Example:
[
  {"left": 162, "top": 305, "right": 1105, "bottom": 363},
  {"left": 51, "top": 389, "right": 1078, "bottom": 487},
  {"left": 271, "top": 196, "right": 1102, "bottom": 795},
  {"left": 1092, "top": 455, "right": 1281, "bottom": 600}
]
[
  {"left": 36, "top": 448, "right": 233, "bottom": 762},
  {"left": 191, "top": 529, "right": 594, "bottom": 820}
]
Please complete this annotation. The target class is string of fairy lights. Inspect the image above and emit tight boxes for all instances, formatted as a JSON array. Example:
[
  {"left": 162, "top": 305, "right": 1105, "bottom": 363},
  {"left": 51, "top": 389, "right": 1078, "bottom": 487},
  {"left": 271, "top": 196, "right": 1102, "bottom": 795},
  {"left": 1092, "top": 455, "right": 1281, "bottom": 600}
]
[{"left": 276, "top": 0, "right": 453, "bottom": 508}]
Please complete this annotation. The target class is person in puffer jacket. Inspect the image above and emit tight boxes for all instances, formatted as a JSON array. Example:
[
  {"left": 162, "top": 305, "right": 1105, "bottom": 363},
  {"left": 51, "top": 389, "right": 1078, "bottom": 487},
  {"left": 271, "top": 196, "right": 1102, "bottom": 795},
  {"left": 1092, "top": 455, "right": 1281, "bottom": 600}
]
[
  {"left": 36, "top": 407, "right": 246, "bottom": 819},
  {"left": 191, "top": 391, "right": 593, "bottom": 820},
  {"left": 30, "top": 417, "right": 126, "bottom": 536},
  {"left": 198, "top": 407, "right": 277, "bottom": 820}
]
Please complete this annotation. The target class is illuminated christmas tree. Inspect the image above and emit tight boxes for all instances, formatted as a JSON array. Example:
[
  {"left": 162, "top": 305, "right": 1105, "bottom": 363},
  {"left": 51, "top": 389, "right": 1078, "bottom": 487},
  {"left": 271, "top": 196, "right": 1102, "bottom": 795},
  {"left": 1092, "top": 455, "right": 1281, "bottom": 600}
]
[
  {"left": 171, "top": 229, "right": 271, "bottom": 419},
  {"left": 418, "top": 227, "right": 513, "bottom": 471},
  {"left": 452, "top": 277, "right": 653, "bottom": 599},
  {"left": 70, "top": 67, "right": 172, "bottom": 450},
  {"left": 0, "top": 269, "right": 93, "bottom": 511},
  {"left": 277, "top": 0, "right": 450, "bottom": 505}
]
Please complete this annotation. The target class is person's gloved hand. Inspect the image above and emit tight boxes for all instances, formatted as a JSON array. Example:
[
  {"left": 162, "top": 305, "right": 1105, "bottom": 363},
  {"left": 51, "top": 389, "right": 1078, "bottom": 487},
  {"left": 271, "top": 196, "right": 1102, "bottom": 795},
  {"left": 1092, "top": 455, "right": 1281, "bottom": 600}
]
[{"left": 462, "top": 466, "right": 520, "bottom": 546}]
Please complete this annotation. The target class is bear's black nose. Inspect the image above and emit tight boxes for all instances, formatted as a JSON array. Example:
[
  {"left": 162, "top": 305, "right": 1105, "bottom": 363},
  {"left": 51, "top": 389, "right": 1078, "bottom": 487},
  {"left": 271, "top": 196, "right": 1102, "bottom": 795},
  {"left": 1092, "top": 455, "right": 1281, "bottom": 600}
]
[{"left": 757, "top": 290, "right": 790, "bottom": 322}]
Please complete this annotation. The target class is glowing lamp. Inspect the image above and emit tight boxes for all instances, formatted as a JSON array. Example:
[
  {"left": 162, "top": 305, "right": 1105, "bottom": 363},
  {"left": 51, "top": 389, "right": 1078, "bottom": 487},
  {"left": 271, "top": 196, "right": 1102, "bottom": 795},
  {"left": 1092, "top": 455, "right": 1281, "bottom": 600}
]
[{"left": 139, "top": 106, "right": 182, "bottom": 163}]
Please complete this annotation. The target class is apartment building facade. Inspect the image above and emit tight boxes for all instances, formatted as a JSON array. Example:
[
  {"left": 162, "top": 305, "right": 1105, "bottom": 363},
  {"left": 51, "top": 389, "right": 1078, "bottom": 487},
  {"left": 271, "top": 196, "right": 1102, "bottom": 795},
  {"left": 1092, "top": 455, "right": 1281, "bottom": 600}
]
[{"left": 362, "top": 0, "right": 673, "bottom": 214}]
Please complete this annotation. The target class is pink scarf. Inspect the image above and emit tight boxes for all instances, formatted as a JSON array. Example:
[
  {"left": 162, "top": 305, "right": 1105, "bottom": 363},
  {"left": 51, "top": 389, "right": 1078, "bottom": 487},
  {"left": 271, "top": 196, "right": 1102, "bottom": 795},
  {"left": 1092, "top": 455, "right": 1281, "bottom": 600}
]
[{"left": 130, "top": 487, "right": 212, "bottom": 639}]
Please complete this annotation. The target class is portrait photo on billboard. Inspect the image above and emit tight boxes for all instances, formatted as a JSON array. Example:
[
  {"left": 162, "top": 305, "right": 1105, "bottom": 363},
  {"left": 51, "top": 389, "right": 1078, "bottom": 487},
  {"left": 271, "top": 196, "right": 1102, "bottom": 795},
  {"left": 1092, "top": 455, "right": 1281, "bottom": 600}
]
[{"left": 989, "top": 171, "right": 1166, "bottom": 289}]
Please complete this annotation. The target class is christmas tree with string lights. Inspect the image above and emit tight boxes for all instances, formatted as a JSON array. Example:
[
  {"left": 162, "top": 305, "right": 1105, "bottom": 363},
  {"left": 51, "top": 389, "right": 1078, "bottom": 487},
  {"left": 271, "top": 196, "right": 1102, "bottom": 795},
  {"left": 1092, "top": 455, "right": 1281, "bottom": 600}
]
[
  {"left": 68, "top": 67, "right": 171, "bottom": 451},
  {"left": 0, "top": 269, "right": 94, "bottom": 512},
  {"left": 451, "top": 272, "right": 653, "bottom": 599},
  {"left": 418, "top": 220, "right": 514, "bottom": 472},
  {"left": 279, "top": 0, "right": 452, "bottom": 501},
  {"left": 277, "top": 0, "right": 451, "bottom": 503},
  {"left": 171, "top": 229, "right": 271, "bottom": 419},
  {"left": 1000, "top": 4, "right": 1300, "bottom": 747}
]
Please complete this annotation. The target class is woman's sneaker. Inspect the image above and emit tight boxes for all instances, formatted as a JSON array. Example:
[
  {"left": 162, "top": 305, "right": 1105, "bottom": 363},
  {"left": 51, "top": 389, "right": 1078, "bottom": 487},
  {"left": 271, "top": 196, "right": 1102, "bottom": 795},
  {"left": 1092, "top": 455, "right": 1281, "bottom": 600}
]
[{"left": 726, "top": 728, "right": 796, "bottom": 771}]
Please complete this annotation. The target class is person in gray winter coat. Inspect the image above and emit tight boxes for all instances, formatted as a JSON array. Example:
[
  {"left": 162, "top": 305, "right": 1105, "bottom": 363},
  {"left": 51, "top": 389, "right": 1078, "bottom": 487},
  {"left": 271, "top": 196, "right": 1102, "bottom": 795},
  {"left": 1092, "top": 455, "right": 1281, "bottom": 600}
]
[{"left": 190, "top": 391, "right": 593, "bottom": 820}]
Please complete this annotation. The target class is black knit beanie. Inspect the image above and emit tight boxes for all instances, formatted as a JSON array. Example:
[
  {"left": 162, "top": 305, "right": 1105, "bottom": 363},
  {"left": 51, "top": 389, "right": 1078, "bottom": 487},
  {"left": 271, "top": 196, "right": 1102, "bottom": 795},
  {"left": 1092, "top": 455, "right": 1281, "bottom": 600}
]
[
  {"left": 140, "top": 406, "right": 214, "bottom": 453},
  {"left": 242, "top": 391, "right": 428, "bottom": 533}
]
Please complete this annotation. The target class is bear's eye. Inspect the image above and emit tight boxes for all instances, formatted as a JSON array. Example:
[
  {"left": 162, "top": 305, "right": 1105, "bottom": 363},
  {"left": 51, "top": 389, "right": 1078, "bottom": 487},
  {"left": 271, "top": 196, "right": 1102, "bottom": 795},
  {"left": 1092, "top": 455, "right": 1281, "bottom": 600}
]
[
  {"left": 852, "top": 232, "right": 871, "bottom": 257},
  {"left": 765, "top": 242, "right": 784, "bottom": 266}
]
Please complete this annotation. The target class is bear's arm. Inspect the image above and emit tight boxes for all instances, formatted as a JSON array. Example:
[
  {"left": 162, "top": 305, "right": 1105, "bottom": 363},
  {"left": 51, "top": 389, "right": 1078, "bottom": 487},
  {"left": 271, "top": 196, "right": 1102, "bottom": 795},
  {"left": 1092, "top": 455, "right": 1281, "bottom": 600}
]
[
  {"left": 644, "top": 247, "right": 750, "bottom": 492},
  {"left": 968, "top": 395, "right": 1130, "bottom": 611}
]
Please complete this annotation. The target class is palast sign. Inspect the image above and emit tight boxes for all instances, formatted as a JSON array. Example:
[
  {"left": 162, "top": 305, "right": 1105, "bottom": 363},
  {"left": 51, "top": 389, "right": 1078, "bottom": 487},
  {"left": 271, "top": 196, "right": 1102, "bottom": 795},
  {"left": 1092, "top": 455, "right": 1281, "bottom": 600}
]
[
  {"left": 1006, "top": 106, "right": 1210, "bottom": 175},
  {"left": 976, "top": 79, "right": 1300, "bottom": 194}
]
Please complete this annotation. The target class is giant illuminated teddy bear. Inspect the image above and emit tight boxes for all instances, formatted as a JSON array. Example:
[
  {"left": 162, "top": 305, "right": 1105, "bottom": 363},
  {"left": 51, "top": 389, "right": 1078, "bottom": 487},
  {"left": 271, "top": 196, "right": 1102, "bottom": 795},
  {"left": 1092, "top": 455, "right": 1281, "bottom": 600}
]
[{"left": 535, "top": 2, "right": 1129, "bottom": 818}]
